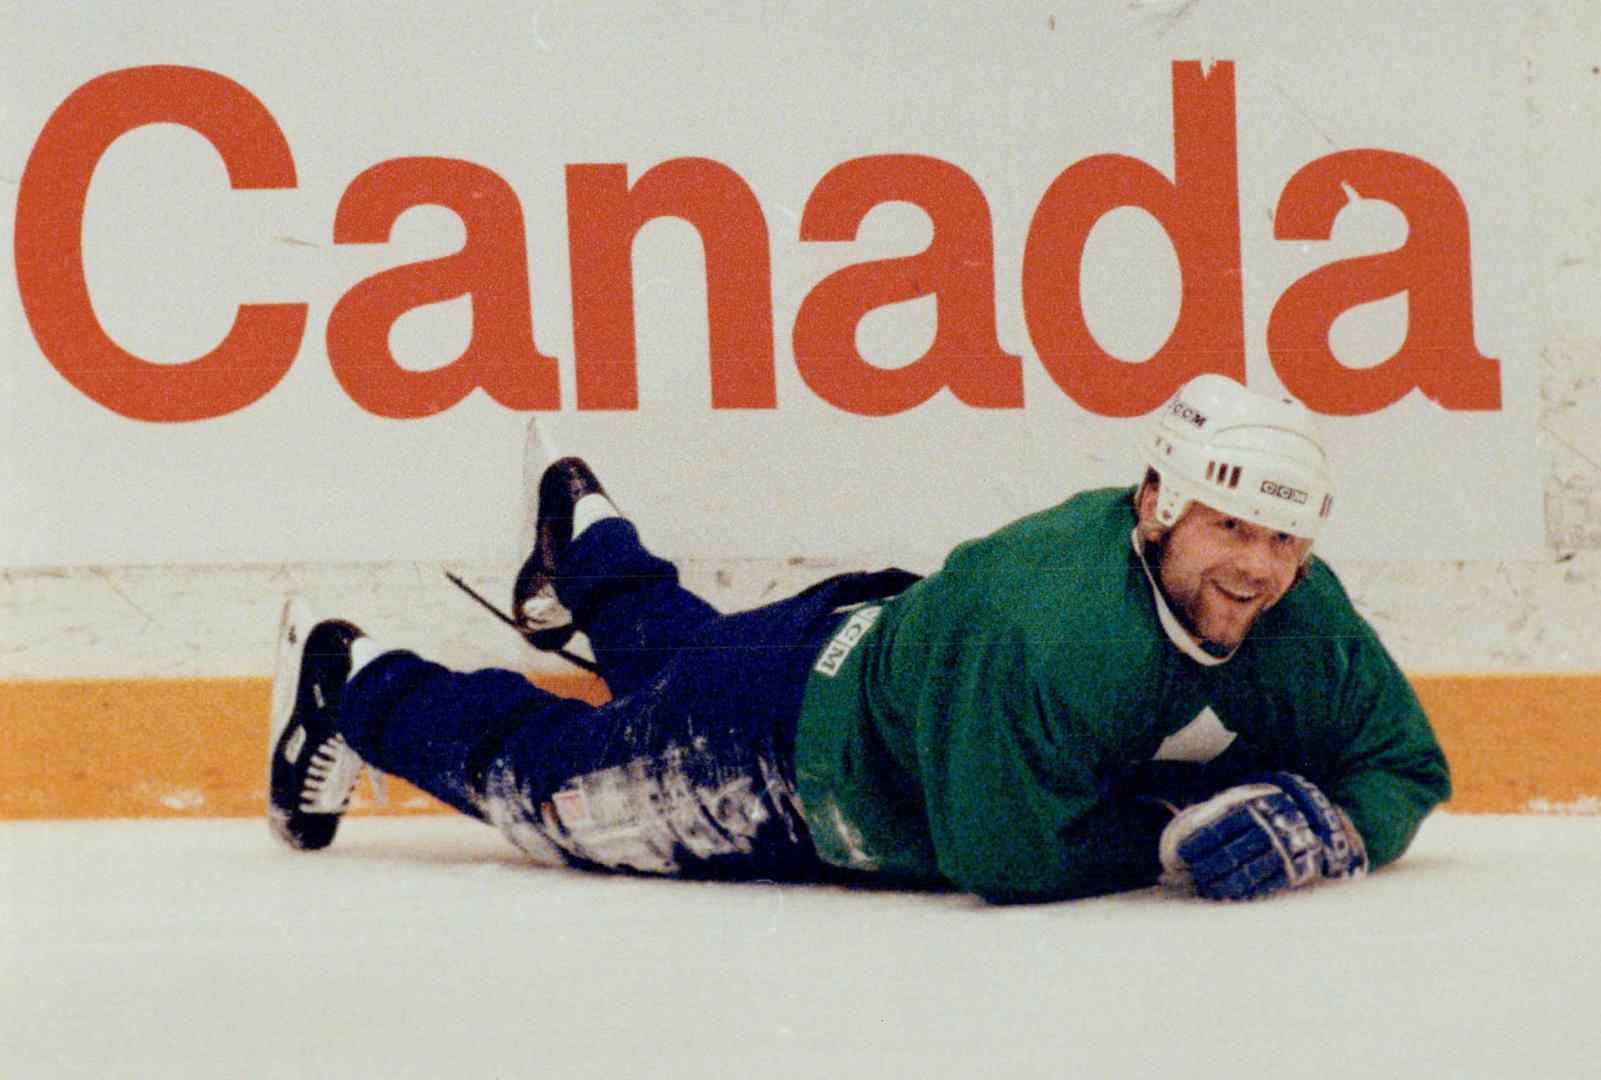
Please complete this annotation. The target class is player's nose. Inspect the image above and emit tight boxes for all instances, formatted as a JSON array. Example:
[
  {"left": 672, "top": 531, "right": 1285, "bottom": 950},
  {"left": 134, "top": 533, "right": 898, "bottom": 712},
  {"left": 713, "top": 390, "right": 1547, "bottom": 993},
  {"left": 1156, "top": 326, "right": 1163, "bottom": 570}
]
[{"left": 1232, "top": 536, "right": 1283, "bottom": 588}]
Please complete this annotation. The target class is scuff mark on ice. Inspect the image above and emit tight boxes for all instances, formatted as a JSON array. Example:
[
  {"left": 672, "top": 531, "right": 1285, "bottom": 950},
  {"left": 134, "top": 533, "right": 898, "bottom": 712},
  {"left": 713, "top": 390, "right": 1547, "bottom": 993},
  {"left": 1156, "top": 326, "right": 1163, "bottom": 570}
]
[{"left": 1522, "top": 795, "right": 1601, "bottom": 815}]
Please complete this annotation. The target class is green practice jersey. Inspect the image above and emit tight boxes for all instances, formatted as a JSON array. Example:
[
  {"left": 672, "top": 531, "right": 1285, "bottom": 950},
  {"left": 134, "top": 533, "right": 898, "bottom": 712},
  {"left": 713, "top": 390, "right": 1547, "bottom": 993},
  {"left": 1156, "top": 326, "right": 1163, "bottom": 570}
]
[{"left": 793, "top": 486, "right": 1450, "bottom": 903}]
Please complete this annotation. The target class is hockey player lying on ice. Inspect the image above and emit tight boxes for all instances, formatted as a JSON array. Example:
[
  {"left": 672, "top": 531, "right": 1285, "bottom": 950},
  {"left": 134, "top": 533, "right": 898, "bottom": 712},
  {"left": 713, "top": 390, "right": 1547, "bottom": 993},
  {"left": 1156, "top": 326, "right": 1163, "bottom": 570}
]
[{"left": 268, "top": 374, "right": 1448, "bottom": 903}]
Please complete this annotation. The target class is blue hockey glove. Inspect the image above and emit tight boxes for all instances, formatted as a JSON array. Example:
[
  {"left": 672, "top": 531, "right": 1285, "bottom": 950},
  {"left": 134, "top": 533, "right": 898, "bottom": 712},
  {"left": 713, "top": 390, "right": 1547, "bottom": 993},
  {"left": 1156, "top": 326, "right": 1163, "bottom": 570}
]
[{"left": 1158, "top": 772, "right": 1368, "bottom": 901}]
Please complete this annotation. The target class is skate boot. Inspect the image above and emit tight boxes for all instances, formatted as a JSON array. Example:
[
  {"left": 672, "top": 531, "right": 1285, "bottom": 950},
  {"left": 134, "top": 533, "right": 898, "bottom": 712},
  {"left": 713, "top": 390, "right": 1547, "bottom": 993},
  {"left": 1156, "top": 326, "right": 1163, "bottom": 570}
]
[
  {"left": 268, "top": 598, "right": 368, "bottom": 851},
  {"left": 512, "top": 456, "right": 614, "bottom": 653}
]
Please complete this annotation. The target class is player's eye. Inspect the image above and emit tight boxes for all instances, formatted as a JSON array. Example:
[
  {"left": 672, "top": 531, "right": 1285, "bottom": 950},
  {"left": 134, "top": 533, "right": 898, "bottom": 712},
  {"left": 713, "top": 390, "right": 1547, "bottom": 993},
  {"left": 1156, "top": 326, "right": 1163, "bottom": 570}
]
[{"left": 1220, "top": 518, "right": 1239, "bottom": 531}]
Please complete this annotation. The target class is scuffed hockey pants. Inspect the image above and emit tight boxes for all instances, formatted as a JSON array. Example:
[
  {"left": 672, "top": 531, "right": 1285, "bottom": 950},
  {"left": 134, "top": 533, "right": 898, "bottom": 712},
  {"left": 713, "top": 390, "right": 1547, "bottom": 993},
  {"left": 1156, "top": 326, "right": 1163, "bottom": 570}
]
[{"left": 337, "top": 517, "right": 915, "bottom": 882}]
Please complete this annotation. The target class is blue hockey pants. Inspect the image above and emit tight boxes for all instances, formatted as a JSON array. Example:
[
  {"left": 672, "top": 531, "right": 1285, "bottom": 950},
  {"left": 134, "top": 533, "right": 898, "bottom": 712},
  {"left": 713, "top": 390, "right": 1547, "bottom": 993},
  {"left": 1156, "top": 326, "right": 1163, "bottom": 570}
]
[{"left": 337, "top": 518, "right": 912, "bottom": 882}]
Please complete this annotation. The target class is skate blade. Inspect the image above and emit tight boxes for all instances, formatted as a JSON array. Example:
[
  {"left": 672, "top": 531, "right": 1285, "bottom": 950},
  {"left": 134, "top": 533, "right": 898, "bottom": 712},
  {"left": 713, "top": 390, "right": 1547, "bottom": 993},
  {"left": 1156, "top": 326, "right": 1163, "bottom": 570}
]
[{"left": 268, "top": 598, "right": 313, "bottom": 767}]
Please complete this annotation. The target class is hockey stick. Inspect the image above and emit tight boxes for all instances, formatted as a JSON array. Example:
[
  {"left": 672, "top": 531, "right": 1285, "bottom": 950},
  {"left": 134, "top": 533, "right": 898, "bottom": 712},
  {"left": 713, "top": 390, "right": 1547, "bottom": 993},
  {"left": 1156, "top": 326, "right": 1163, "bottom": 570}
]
[{"left": 443, "top": 569, "right": 600, "bottom": 674}]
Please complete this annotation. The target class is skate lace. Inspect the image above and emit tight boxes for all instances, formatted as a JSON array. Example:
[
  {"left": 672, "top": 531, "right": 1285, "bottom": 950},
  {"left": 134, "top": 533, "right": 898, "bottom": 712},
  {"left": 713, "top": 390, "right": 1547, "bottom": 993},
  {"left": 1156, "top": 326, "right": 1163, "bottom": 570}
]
[{"left": 301, "top": 734, "right": 364, "bottom": 814}]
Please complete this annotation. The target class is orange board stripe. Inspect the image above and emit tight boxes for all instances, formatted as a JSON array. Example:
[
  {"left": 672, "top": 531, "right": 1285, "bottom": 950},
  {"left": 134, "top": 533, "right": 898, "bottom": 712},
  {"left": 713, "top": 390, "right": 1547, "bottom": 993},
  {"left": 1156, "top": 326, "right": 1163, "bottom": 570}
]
[
  {"left": 1, "top": 673, "right": 1597, "bottom": 819},
  {"left": 0, "top": 673, "right": 609, "bottom": 821},
  {"left": 1411, "top": 674, "right": 1601, "bottom": 814}
]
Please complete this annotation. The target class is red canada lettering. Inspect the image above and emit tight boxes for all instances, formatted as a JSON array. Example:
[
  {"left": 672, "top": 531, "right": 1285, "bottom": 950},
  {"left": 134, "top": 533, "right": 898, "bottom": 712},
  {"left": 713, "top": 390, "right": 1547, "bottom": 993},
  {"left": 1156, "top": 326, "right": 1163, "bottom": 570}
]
[{"left": 14, "top": 62, "right": 1502, "bottom": 422}]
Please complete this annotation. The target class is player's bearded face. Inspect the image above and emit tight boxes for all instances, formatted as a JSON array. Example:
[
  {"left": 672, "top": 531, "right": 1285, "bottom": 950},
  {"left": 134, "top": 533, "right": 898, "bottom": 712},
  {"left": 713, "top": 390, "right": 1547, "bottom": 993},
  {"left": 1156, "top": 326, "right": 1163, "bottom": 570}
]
[{"left": 1147, "top": 502, "right": 1312, "bottom": 651}]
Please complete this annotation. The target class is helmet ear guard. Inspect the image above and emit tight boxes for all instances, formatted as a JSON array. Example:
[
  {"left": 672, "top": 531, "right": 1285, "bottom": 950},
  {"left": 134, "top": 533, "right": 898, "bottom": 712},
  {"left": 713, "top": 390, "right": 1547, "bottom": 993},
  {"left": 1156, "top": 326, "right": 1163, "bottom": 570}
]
[
  {"left": 1149, "top": 460, "right": 1193, "bottom": 529},
  {"left": 1142, "top": 375, "right": 1334, "bottom": 541}
]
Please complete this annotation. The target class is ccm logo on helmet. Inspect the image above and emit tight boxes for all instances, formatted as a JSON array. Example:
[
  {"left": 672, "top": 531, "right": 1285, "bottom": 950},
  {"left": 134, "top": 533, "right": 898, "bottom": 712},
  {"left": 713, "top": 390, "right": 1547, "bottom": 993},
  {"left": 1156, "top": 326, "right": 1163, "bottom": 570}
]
[
  {"left": 1169, "top": 401, "right": 1207, "bottom": 428},
  {"left": 1260, "top": 480, "right": 1308, "bottom": 504}
]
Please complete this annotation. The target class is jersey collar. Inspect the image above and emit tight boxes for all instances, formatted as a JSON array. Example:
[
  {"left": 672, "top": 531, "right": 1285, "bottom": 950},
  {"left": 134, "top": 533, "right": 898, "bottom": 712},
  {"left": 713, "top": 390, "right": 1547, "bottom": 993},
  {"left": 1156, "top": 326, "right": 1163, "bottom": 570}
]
[{"left": 1129, "top": 528, "right": 1236, "bottom": 667}]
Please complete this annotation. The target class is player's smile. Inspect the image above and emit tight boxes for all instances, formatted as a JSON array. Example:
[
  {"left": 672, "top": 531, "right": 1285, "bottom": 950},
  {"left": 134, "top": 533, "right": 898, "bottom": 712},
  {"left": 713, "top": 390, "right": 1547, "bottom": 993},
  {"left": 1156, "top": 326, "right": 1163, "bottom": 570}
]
[
  {"left": 1211, "top": 581, "right": 1260, "bottom": 604},
  {"left": 1197, "top": 577, "right": 1268, "bottom": 639}
]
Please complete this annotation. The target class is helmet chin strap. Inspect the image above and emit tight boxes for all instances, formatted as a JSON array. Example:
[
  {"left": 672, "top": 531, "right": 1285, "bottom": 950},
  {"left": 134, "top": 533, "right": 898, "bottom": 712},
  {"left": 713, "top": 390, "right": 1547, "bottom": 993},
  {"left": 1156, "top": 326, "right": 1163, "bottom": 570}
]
[{"left": 1130, "top": 527, "right": 1236, "bottom": 667}]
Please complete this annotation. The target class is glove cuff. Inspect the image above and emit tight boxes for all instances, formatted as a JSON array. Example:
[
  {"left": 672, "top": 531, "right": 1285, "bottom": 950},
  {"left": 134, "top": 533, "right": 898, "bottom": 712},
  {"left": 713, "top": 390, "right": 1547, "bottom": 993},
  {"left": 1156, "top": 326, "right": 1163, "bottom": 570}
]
[{"left": 1253, "top": 771, "right": 1369, "bottom": 878}]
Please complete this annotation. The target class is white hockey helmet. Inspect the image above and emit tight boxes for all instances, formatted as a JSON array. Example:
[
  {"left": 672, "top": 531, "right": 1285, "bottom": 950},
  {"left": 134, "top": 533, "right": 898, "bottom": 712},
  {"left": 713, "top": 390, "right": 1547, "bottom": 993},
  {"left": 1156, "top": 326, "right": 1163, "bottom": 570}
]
[{"left": 1143, "top": 374, "right": 1334, "bottom": 540}]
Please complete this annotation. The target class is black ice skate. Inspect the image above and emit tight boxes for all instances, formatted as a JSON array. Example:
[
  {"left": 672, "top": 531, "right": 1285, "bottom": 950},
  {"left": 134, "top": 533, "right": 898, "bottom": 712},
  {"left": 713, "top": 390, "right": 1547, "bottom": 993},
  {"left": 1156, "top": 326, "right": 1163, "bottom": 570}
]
[
  {"left": 268, "top": 598, "right": 368, "bottom": 851},
  {"left": 511, "top": 456, "right": 612, "bottom": 653}
]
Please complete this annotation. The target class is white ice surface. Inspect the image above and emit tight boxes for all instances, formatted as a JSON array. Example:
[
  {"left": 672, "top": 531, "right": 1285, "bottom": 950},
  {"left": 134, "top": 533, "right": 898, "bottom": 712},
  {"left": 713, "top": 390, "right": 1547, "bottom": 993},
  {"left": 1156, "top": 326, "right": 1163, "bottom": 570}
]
[{"left": 4, "top": 814, "right": 1599, "bottom": 1079}]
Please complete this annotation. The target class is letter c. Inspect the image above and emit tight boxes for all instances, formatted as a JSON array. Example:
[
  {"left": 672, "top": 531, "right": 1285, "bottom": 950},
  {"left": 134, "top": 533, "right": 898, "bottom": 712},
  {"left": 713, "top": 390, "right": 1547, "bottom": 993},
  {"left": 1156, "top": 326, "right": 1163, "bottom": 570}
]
[{"left": 14, "top": 66, "right": 306, "bottom": 421}]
